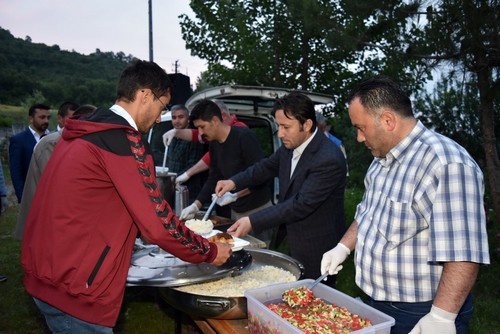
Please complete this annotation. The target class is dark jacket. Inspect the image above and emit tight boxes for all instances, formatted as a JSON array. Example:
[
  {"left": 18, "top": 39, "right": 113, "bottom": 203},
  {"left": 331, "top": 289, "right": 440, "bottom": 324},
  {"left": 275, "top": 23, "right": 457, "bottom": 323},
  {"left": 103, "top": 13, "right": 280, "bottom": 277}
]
[
  {"left": 198, "top": 126, "right": 271, "bottom": 213},
  {"left": 21, "top": 108, "right": 218, "bottom": 327},
  {"left": 231, "top": 130, "right": 347, "bottom": 279},
  {"left": 9, "top": 128, "right": 36, "bottom": 202}
]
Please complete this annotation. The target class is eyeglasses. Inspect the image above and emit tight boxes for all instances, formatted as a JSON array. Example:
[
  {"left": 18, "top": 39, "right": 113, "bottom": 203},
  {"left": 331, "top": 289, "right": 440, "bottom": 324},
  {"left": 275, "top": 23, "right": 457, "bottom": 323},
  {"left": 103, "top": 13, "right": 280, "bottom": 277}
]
[{"left": 151, "top": 90, "right": 169, "bottom": 115}]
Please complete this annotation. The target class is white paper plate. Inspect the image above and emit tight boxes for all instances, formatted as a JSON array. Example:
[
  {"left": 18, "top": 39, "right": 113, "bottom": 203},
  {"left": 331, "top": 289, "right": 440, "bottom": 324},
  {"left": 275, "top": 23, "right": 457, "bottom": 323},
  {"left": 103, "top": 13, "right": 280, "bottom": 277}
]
[{"left": 204, "top": 229, "right": 250, "bottom": 251}]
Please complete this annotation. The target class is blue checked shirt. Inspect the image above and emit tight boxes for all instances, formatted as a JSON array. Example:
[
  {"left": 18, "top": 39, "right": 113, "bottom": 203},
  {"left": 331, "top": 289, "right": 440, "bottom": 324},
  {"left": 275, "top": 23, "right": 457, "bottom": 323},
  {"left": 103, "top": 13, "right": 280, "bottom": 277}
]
[{"left": 354, "top": 121, "right": 490, "bottom": 302}]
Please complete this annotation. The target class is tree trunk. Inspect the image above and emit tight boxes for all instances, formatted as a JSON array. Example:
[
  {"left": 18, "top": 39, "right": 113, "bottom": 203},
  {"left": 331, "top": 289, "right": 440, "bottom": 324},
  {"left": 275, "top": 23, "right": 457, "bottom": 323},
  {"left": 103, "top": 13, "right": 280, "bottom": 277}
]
[{"left": 476, "top": 68, "right": 500, "bottom": 225}]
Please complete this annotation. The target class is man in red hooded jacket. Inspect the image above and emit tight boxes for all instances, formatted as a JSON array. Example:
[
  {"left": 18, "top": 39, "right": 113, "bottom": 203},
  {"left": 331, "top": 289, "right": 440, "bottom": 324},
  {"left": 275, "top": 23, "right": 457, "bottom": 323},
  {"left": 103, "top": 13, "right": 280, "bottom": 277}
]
[{"left": 21, "top": 60, "right": 232, "bottom": 333}]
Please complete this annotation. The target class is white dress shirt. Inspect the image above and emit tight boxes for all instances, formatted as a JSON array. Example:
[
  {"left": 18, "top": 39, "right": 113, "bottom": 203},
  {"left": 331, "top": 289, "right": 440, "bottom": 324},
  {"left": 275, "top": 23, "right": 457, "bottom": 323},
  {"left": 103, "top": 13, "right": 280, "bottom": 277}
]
[{"left": 290, "top": 128, "right": 317, "bottom": 177}]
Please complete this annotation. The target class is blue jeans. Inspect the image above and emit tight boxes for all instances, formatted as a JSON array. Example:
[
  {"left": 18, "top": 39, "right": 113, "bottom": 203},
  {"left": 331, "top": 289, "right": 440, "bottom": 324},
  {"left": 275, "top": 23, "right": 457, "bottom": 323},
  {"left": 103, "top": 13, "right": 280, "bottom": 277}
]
[
  {"left": 33, "top": 298, "right": 113, "bottom": 334},
  {"left": 366, "top": 294, "right": 473, "bottom": 334}
]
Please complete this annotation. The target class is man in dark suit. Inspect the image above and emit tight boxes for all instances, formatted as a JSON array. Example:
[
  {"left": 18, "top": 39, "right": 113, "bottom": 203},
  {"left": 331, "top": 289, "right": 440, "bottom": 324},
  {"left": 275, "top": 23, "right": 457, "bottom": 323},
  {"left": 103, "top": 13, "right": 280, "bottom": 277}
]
[
  {"left": 9, "top": 103, "right": 51, "bottom": 202},
  {"left": 216, "top": 92, "right": 347, "bottom": 285}
]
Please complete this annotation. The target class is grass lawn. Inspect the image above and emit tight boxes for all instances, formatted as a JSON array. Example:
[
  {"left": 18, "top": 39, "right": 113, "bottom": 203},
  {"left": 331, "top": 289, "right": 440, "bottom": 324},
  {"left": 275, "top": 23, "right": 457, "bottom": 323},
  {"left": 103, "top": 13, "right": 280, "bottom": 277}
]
[{"left": 0, "top": 175, "right": 499, "bottom": 333}]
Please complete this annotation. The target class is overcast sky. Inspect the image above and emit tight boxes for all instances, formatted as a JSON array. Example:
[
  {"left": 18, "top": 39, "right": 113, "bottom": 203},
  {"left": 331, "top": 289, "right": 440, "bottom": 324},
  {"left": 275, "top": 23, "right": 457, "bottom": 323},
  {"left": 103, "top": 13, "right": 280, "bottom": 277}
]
[{"left": 0, "top": 0, "right": 207, "bottom": 87}]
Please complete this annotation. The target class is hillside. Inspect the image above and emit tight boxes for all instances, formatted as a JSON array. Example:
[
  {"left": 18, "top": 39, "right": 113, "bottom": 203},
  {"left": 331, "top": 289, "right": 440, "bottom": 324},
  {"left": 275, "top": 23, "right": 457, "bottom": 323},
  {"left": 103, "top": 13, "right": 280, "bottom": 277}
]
[{"left": 0, "top": 26, "right": 132, "bottom": 108}]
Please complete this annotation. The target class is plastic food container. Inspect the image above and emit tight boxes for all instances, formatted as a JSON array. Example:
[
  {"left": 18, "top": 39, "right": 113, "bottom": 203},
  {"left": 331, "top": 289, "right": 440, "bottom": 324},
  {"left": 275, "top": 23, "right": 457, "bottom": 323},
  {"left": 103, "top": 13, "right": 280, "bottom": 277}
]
[{"left": 245, "top": 279, "right": 395, "bottom": 334}]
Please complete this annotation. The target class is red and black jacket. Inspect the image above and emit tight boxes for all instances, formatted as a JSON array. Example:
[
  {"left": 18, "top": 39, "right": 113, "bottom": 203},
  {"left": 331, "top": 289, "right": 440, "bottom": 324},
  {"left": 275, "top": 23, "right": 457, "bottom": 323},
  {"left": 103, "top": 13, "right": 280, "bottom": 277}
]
[{"left": 21, "top": 107, "right": 218, "bottom": 327}]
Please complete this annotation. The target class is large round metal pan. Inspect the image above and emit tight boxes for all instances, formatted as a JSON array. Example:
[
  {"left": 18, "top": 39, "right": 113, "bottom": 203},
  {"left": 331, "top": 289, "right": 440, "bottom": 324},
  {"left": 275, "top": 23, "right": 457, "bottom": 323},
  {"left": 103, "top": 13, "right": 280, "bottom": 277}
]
[{"left": 158, "top": 248, "right": 304, "bottom": 319}]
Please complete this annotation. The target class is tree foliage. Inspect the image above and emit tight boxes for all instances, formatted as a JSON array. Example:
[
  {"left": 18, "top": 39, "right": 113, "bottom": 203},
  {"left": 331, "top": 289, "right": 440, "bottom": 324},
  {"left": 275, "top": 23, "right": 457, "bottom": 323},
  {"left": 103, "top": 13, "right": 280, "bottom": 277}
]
[
  {"left": 415, "top": 71, "right": 500, "bottom": 165},
  {"left": 180, "top": 0, "right": 433, "bottom": 113}
]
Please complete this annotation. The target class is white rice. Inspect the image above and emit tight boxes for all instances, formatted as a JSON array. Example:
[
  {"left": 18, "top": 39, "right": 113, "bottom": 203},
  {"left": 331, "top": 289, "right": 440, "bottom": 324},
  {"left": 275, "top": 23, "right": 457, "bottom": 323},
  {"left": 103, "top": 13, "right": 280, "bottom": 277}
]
[
  {"left": 174, "top": 265, "right": 296, "bottom": 297},
  {"left": 184, "top": 218, "right": 214, "bottom": 235}
]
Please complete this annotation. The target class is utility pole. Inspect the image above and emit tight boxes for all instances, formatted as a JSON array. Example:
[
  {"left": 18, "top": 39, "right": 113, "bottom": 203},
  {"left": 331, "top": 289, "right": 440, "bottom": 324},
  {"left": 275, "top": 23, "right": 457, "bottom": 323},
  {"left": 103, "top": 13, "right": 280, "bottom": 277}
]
[{"left": 148, "top": 0, "right": 153, "bottom": 61}]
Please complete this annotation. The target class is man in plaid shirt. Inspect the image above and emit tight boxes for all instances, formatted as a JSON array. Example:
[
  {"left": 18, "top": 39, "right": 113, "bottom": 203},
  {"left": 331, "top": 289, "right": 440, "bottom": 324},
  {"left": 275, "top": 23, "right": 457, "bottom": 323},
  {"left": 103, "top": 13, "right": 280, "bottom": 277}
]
[
  {"left": 165, "top": 104, "right": 207, "bottom": 201},
  {"left": 321, "top": 76, "right": 490, "bottom": 334}
]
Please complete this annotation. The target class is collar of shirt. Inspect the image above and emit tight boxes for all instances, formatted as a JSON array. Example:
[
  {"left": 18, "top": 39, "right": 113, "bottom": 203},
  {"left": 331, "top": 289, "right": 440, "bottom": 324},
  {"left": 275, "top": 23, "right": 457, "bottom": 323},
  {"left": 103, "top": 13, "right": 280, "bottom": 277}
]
[
  {"left": 376, "top": 121, "right": 424, "bottom": 168},
  {"left": 293, "top": 128, "right": 318, "bottom": 159},
  {"left": 28, "top": 126, "right": 49, "bottom": 143},
  {"left": 110, "top": 104, "right": 138, "bottom": 131}
]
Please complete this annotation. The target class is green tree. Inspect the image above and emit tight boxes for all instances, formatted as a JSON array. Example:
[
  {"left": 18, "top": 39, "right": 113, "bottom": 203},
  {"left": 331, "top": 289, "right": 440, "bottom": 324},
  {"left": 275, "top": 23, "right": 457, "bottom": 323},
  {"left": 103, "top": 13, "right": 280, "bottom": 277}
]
[
  {"left": 180, "top": 0, "right": 362, "bottom": 95},
  {"left": 336, "top": 0, "right": 500, "bottom": 222},
  {"left": 21, "top": 90, "right": 48, "bottom": 113},
  {"left": 180, "top": 1, "right": 436, "bottom": 109},
  {"left": 406, "top": 0, "right": 500, "bottom": 223},
  {"left": 415, "top": 72, "right": 485, "bottom": 163}
]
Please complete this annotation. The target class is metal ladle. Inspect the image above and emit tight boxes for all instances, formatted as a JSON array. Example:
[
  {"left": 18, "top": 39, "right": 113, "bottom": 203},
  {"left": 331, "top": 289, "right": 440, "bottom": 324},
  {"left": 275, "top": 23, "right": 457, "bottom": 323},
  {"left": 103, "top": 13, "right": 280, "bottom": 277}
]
[
  {"left": 161, "top": 146, "right": 168, "bottom": 173},
  {"left": 202, "top": 195, "right": 218, "bottom": 221},
  {"left": 309, "top": 272, "right": 329, "bottom": 290}
]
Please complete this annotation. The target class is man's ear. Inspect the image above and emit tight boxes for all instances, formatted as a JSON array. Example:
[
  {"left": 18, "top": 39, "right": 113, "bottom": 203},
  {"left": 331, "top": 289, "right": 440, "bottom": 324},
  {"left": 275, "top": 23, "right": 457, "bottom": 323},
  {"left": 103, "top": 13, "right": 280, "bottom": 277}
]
[
  {"left": 304, "top": 118, "right": 313, "bottom": 132},
  {"left": 211, "top": 115, "right": 221, "bottom": 124},
  {"left": 381, "top": 110, "right": 396, "bottom": 131},
  {"left": 137, "top": 89, "right": 150, "bottom": 105}
]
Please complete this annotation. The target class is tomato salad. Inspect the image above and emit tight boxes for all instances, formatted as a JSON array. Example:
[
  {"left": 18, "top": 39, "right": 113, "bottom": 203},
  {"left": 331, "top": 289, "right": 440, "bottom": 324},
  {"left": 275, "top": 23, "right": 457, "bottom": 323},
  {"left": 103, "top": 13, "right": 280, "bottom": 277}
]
[{"left": 264, "top": 287, "right": 372, "bottom": 334}]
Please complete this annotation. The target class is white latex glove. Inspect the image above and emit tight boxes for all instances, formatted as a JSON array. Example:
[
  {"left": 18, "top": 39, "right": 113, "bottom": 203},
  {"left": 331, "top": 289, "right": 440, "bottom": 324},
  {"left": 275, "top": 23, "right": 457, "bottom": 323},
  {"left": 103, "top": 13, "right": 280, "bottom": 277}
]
[
  {"left": 0, "top": 196, "right": 7, "bottom": 213},
  {"left": 409, "top": 305, "right": 457, "bottom": 334},
  {"left": 180, "top": 203, "right": 199, "bottom": 220},
  {"left": 162, "top": 129, "right": 176, "bottom": 146},
  {"left": 213, "top": 192, "right": 238, "bottom": 206},
  {"left": 320, "top": 243, "right": 350, "bottom": 275},
  {"left": 176, "top": 172, "right": 190, "bottom": 184}
]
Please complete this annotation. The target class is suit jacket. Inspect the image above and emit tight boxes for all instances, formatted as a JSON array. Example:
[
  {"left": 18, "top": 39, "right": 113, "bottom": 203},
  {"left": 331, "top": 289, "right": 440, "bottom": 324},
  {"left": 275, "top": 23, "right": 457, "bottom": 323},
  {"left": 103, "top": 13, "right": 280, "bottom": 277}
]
[
  {"left": 13, "top": 131, "right": 62, "bottom": 240},
  {"left": 231, "top": 130, "right": 347, "bottom": 279},
  {"left": 9, "top": 128, "right": 37, "bottom": 202}
]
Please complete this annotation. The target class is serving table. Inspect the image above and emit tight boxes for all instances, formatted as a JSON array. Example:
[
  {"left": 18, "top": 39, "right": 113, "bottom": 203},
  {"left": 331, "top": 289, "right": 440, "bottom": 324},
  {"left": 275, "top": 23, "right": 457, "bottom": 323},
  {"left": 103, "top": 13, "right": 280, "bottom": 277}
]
[{"left": 236, "top": 234, "right": 266, "bottom": 250}]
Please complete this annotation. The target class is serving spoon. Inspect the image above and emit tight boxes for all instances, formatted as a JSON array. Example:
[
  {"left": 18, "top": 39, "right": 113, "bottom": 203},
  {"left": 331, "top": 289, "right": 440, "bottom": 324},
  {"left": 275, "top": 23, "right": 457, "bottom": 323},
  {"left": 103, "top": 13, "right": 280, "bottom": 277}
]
[
  {"left": 309, "top": 272, "right": 329, "bottom": 290},
  {"left": 202, "top": 195, "right": 218, "bottom": 221},
  {"left": 161, "top": 146, "right": 168, "bottom": 173}
]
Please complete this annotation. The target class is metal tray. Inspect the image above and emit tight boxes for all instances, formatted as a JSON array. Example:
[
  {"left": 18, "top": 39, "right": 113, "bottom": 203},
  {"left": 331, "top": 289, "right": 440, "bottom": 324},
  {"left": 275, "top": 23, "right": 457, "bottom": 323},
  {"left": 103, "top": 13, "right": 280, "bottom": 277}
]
[{"left": 126, "top": 247, "right": 252, "bottom": 287}]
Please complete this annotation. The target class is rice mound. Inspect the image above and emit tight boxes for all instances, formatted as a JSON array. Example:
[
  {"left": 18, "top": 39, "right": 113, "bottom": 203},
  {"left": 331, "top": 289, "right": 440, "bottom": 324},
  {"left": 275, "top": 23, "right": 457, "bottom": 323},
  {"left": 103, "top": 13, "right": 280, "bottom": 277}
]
[
  {"left": 174, "top": 265, "right": 296, "bottom": 297},
  {"left": 184, "top": 218, "right": 214, "bottom": 235}
]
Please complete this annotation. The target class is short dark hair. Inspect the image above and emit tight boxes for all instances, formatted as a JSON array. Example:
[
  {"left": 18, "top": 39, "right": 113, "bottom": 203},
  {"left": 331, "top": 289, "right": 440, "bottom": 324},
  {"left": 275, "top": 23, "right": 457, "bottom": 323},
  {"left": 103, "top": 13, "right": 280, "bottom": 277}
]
[
  {"left": 273, "top": 92, "right": 317, "bottom": 132},
  {"left": 116, "top": 59, "right": 173, "bottom": 102},
  {"left": 58, "top": 102, "right": 80, "bottom": 117},
  {"left": 29, "top": 103, "right": 50, "bottom": 117},
  {"left": 190, "top": 99, "right": 223, "bottom": 123},
  {"left": 73, "top": 104, "right": 97, "bottom": 117},
  {"left": 212, "top": 99, "right": 229, "bottom": 115},
  {"left": 347, "top": 76, "right": 413, "bottom": 118}
]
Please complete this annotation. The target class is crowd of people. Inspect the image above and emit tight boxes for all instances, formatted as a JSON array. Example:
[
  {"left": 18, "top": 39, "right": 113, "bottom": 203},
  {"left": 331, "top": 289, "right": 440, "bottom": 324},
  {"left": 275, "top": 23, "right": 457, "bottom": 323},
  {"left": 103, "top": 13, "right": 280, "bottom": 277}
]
[{"left": 1, "top": 59, "right": 491, "bottom": 334}]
